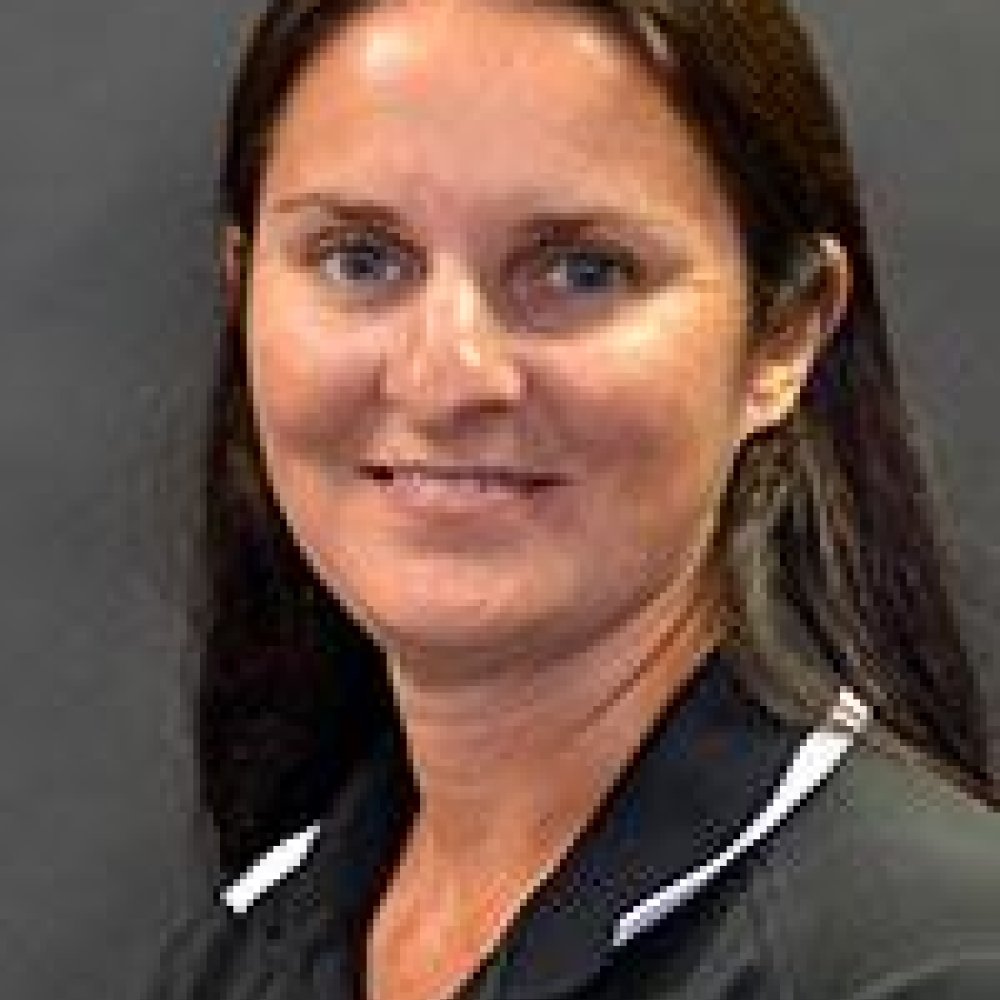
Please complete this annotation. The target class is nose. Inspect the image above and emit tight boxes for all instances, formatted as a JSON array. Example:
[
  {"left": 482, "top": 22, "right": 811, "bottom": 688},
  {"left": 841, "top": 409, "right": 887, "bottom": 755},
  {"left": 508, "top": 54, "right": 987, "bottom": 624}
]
[{"left": 381, "top": 250, "right": 524, "bottom": 432}]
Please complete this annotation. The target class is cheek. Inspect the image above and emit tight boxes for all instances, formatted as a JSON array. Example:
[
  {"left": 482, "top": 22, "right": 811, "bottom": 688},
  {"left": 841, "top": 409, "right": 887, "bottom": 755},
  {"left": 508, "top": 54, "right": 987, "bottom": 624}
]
[
  {"left": 246, "top": 270, "right": 384, "bottom": 454},
  {"left": 554, "top": 301, "right": 743, "bottom": 533}
]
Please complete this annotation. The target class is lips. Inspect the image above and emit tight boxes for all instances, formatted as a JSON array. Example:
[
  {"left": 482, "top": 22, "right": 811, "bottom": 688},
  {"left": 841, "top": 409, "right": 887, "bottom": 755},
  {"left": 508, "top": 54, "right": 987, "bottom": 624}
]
[{"left": 359, "top": 463, "right": 564, "bottom": 489}]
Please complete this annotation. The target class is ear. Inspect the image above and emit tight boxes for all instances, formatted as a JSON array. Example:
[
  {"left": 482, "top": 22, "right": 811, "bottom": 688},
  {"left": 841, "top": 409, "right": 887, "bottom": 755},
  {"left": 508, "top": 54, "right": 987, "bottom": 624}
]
[
  {"left": 220, "top": 224, "right": 247, "bottom": 324},
  {"left": 737, "top": 235, "right": 852, "bottom": 445}
]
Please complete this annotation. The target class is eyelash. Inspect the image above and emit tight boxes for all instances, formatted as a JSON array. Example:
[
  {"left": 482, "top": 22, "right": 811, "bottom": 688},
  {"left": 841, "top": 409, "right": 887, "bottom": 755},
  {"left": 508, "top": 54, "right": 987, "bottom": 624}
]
[{"left": 299, "top": 227, "right": 645, "bottom": 301}]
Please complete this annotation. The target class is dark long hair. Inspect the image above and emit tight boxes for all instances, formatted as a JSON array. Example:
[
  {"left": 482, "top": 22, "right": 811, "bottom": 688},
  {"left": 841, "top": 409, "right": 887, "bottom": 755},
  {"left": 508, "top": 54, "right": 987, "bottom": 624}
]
[{"left": 190, "top": 0, "right": 998, "bottom": 881}]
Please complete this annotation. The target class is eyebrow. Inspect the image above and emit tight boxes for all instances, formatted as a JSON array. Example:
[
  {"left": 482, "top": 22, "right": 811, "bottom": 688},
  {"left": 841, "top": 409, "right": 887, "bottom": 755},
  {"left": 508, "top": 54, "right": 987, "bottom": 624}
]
[{"left": 261, "top": 191, "right": 682, "bottom": 241}]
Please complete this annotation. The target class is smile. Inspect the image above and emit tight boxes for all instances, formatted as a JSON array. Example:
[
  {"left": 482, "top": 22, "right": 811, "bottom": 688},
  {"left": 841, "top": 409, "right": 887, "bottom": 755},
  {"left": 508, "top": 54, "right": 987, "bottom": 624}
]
[
  {"left": 359, "top": 464, "right": 564, "bottom": 521},
  {"left": 360, "top": 463, "right": 564, "bottom": 489}
]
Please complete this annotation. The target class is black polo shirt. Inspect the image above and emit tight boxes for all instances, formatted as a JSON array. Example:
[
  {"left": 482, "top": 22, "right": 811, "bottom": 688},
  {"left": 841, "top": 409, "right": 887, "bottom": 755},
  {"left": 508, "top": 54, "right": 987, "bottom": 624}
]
[{"left": 141, "top": 642, "right": 1000, "bottom": 1000}]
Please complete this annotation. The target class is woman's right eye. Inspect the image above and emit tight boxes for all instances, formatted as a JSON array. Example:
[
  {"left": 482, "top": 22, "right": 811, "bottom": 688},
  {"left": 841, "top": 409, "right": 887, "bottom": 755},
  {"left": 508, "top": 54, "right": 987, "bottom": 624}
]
[{"left": 305, "top": 230, "right": 410, "bottom": 293}]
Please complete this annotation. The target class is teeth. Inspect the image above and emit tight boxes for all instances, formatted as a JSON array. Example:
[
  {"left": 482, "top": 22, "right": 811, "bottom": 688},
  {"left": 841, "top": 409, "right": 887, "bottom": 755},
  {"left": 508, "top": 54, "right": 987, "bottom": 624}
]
[{"left": 393, "top": 472, "right": 526, "bottom": 496}]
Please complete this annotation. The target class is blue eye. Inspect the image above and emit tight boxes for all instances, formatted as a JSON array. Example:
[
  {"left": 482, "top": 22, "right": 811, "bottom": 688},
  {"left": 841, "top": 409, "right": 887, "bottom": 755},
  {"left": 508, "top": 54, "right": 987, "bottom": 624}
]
[
  {"left": 314, "top": 232, "right": 407, "bottom": 288},
  {"left": 543, "top": 246, "right": 639, "bottom": 294}
]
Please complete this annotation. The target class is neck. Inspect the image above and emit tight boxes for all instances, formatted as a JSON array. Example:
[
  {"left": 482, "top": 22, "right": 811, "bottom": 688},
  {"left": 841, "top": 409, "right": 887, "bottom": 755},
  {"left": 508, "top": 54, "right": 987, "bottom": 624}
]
[{"left": 382, "top": 570, "right": 732, "bottom": 887}]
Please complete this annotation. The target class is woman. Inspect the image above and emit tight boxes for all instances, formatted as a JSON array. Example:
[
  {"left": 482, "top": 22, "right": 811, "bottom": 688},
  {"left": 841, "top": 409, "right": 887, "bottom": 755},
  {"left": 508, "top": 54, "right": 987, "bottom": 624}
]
[{"left": 143, "top": 1, "right": 1000, "bottom": 999}]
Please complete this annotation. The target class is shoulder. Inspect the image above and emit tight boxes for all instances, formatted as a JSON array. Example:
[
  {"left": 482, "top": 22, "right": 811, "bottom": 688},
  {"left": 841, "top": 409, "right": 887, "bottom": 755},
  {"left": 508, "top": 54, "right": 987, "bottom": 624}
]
[
  {"left": 743, "top": 735, "right": 1000, "bottom": 999},
  {"left": 137, "top": 892, "right": 233, "bottom": 1000},
  {"left": 137, "top": 735, "right": 414, "bottom": 999},
  {"left": 137, "top": 892, "right": 288, "bottom": 1000},
  {"left": 136, "top": 839, "right": 326, "bottom": 1000}
]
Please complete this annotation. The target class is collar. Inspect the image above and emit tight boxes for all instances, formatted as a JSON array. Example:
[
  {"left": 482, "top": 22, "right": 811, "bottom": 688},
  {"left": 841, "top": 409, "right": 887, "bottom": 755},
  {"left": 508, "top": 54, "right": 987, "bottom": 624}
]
[{"left": 219, "top": 642, "right": 869, "bottom": 1000}]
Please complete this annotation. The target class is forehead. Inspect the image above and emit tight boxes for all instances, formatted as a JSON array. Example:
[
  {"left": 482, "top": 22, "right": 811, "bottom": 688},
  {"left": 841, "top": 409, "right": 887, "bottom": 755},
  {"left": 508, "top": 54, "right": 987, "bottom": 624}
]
[{"left": 260, "top": 0, "right": 732, "bottom": 234}]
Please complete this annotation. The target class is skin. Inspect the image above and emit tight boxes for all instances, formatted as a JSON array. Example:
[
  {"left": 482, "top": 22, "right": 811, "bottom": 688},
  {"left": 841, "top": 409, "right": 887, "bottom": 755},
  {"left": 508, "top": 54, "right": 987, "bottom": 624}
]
[{"left": 225, "top": 1, "right": 850, "bottom": 997}]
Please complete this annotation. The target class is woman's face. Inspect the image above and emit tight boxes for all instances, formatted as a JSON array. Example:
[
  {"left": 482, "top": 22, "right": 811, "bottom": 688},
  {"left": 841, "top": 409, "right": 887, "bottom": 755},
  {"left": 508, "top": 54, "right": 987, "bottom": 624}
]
[{"left": 238, "top": 0, "right": 818, "bottom": 671}]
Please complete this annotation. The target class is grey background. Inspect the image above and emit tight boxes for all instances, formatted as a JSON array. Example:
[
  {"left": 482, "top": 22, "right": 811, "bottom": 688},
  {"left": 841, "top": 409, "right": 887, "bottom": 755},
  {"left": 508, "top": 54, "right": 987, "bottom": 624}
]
[{"left": 0, "top": 2, "right": 997, "bottom": 998}]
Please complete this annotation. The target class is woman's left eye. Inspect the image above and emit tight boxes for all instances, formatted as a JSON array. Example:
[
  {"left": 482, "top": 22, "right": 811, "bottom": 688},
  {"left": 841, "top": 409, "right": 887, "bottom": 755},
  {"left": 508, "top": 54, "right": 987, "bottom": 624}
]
[{"left": 539, "top": 245, "right": 641, "bottom": 294}]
